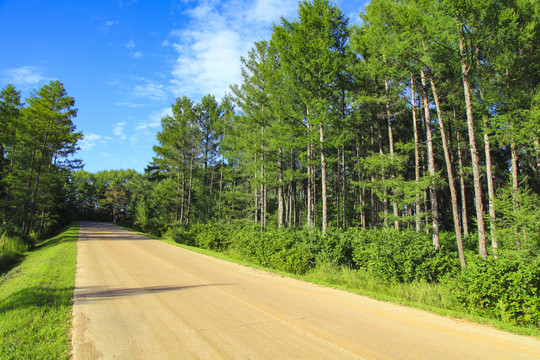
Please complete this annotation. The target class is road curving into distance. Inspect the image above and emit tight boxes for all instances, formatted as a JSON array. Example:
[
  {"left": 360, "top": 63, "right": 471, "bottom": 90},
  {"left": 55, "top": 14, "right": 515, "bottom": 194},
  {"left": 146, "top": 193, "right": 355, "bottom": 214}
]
[{"left": 71, "top": 221, "right": 540, "bottom": 359}]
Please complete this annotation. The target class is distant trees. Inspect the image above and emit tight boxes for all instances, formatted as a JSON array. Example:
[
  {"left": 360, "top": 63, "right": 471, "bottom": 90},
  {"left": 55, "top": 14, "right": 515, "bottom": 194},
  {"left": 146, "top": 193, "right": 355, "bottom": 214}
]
[{"left": 0, "top": 81, "right": 82, "bottom": 239}]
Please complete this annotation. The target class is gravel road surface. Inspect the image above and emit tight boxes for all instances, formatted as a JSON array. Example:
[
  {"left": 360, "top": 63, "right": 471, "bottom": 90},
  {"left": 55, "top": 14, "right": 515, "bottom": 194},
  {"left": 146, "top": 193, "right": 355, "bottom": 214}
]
[{"left": 71, "top": 221, "right": 540, "bottom": 359}]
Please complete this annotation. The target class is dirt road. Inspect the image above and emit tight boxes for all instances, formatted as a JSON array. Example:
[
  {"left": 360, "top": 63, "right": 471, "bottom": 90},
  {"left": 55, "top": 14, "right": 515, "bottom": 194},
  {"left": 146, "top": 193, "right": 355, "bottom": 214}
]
[{"left": 71, "top": 222, "right": 540, "bottom": 359}]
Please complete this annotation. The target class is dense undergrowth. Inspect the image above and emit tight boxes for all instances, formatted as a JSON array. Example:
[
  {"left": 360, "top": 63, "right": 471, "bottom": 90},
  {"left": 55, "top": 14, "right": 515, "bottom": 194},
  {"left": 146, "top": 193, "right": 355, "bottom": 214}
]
[
  {"left": 163, "top": 222, "right": 540, "bottom": 330},
  {"left": 0, "top": 232, "right": 30, "bottom": 274}
]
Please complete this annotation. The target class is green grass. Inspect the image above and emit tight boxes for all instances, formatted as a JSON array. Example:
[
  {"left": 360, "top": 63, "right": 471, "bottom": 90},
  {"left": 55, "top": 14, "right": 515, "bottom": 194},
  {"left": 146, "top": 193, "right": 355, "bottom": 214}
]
[
  {"left": 0, "top": 232, "right": 29, "bottom": 274},
  {"left": 0, "top": 223, "right": 79, "bottom": 360}
]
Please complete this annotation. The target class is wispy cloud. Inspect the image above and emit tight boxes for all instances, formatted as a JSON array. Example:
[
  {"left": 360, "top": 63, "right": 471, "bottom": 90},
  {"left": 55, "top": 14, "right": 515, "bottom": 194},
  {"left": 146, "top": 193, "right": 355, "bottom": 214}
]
[
  {"left": 126, "top": 40, "right": 136, "bottom": 48},
  {"left": 132, "top": 51, "right": 143, "bottom": 59},
  {"left": 98, "top": 20, "right": 119, "bottom": 34},
  {"left": 136, "top": 107, "right": 171, "bottom": 133},
  {"left": 164, "top": 0, "right": 366, "bottom": 100},
  {"left": 1, "top": 65, "right": 47, "bottom": 85},
  {"left": 166, "top": 0, "right": 297, "bottom": 100},
  {"left": 113, "top": 122, "right": 128, "bottom": 140},
  {"left": 80, "top": 133, "right": 109, "bottom": 150},
  {"left": 132, "top": 80, "right": 167, "bottom": 101}
]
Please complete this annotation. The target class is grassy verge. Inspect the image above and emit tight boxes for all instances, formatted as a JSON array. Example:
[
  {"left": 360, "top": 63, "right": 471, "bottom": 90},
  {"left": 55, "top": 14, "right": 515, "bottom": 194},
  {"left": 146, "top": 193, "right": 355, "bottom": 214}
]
[
  {"left": 0, "top": 223, "right": 79, "bottom": 360},
  {"left": 118, "top": 224, "right": 540, "bottom": 338},
  {"left": 0, "top": 232, "right": 29, "bottom": 274}
]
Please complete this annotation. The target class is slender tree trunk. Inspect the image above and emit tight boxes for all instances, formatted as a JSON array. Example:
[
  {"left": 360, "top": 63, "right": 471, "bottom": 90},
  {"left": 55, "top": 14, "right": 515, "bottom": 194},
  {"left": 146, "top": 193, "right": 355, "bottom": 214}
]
[
  {"left": 455, "top": 114, "right": 470, "bottom": 237},
  {"left": 420, "top": 69, "right": 439, "bottom": 250},
  {"left": 534, "top": 139, "right": 540, "bottom": 178},
  {"left": 218, "top": 159, "right": 224, "bottom": 217},
  {"left": 292, "top": 148, "right": 297, "bottom": 227},
  {"left": 511, "top": 142, "right": 519, "bottom": 206},
  {"left": 278, "top": 147, "right": 284, "bottom": 228},
  {"left": 260, "top": 124, "right": 266, "bottom": 232},
  {"left": 260, "top": 165, "right": 265, "bottom": 231},
  {"left": 342, "top": 143, "right": 346, "bottom": 230},
  {"left": 254, "top": 152, "right": 259, "bottom": 224},
  {"left": 27, "top": 143, "right": 48, "bottom": 235},
  {"left": 180, "top": 169, "right": 186, "bottom": 224},
  {"left": 460, "top": 36, "right": 487, "bottom": 259},
  {"left": 411, "top": 75, "right": 421, "bottom": 232},
  {"left": 320, "top": 123, "right": 328, "bottom": 236},
  {"left": 21, "top": 148, "right": 37, "bottom": 233},
  {"left": 370, "top": 121, "right": 376, "bottom": 227},
  {"left": 336, "top": 148, "right": 340, "bottom": 227},
  {"left": 306, "top": 107, "right": 313, "bottom": 227},
  {"left": 355, "top": 135, "right": 366, "bottom": 228},
  {"left": 2, "top": 147, "right": 15, "bottom": 226},
  {"left": 377, "top": 114, "right": 388, "bottom": 227},
  {"left": 385, "top": 76, "right": 399, "bottom": 229},
  {"left": 186, "top": 154, "right": 194, "bottom": 226},
  {"left": 477, "top": 54, "right": 498, "bottom": 256},
  {"left": 429, "top": 75, "right": 466, "bottom": 266},
  {"left": 418, "top": 105, "right": 430, "bottom": 233}
]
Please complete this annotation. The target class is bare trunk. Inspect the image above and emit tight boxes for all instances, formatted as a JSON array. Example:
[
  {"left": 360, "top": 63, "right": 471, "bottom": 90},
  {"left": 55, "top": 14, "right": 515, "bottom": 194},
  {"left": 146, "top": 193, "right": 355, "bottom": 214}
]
[
  {"left": 429, "top": 75, "right": 466, "bottom": 266},
  {"left": 535, "top": 139, "right": 540, "bottom": 178},
  {"left": 260, "top": 164, "right": 265, "bottom": 231},
  {"left": 385, "top": 76, "right": 399, "bottom": 229},
  {"left": 460, "top": 36, "right": 487, "bottom": 258},
  {"left": 370, "top": 121, "right": 376, "bottom": 227},
  {"left": 186, "top": 155, "right": 194, "bottom": 225},
  {"left": 254, "top": 153, "right": 259, "bottom": 224},
  {"left": 477, "top": 54, "right": 498, "bottom": 256},
  {"left": 342, "top": 143, "right": 346, "bottom": 230},
  {"left": 218, "top": 159, "right": 224, "bottom": 216},
  {"left": 278, "top": 147, "right": 284, "bottom": 227},
  {"left": 484, "top": 124, "right": 497, "bottom": 256},
  {"left": 377, "top": 115, "right": 388, "bottom": 227},
  {"left": 180, "top": 169, "right": 185, "bottom": 224},
  {"left": 420, "top": 69, "right": 439, "bottom": 250},
  {"left": 355, "top": 135, "right": 366, "bottom": 228},
  {"left": 511, "top": 142, "right": 519, "bottom": 207},
  {"left": 411, "top": 75, "right": 421, "bottom": 232},
  {"left": 455, "top": 116, "right": 470, "bottom": 237},
  {"left": 306, "top": 107, "right": 313, "bottom": 227},
  {"left": 320, "top": 124, "right": 328, "bottom": 236}
]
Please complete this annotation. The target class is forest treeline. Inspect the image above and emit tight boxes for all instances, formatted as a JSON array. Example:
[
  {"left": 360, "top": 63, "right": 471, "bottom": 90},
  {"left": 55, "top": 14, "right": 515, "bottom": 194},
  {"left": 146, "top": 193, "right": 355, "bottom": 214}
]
[
  {"left": 0, "top": 80, "right": 81, "bottom": 271},
  {"left": 72, "top": 0, "right": 539, "bottom": 260},
  {"left": 2, "top": 0, "right": 540, "bottom": 327},
  {"left": 0, "top": 81, "right": 81, "bottom": 237}
]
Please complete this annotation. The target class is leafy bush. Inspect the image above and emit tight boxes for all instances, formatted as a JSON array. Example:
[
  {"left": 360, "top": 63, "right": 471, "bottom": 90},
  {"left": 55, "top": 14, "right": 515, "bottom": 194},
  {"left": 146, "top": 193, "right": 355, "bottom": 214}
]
[
  {"left": 350, "top": 228, "right": 459, "bottom": 283},
  {"left": 163, "top": 226, "right": 195, "bottom": 246},
  {"left": 448, "top": 255, "right": 540, "bottom": 327}
]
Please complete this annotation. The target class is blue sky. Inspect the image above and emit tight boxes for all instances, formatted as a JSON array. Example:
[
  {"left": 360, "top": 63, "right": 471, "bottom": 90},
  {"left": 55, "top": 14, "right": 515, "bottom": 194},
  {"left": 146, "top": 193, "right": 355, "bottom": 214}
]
[{"left": 0, "top": 0, "right": 367, "bottom": 173}]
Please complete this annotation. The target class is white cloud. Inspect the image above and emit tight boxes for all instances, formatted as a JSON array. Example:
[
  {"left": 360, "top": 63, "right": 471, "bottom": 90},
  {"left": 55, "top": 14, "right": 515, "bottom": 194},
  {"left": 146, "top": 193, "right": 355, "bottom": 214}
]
[
  {"left": 132, "top": 51, "right": 143, "bottom": 59},
  {"left": 126, "top": 40, "right": 136, "bottom": 48},
  {"left": 136, "top": 107, "right": 171, "bottom": 132},
  {"left": 166, "top": 0, "right": 297, "bottom": 100},
  {"left": 132, "top": 80, "right": 167, "bottom": 101},
  {"left": 113, "top": 122, "right": 128, "bottom": 140},
  {"left": 80, "top": 133, "right": 104, "bottom": 150},
  {"left": 1, "top": 65, "right": 47, "bottom": 85},
  {"left": 248, "top": 0, "right": 297, "bottom": 23}
]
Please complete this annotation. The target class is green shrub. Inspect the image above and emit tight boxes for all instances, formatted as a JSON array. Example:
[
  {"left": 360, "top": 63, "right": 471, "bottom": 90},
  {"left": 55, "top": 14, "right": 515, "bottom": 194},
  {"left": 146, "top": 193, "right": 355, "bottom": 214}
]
[
  {"left": 350, "top": 228, "right": 459, "bottom": 283},
  {"left": 163, "top": 226, "right": 195, "bottom": 246},
  {"left": 448, "top": 255, "right": 540, "bottom": 326}
]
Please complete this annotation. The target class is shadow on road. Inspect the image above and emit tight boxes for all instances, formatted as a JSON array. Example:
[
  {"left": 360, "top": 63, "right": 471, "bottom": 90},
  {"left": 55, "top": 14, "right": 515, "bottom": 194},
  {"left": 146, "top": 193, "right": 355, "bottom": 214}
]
[{"left": 74, "top": 283, "right": 232, "bottom": 302}]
